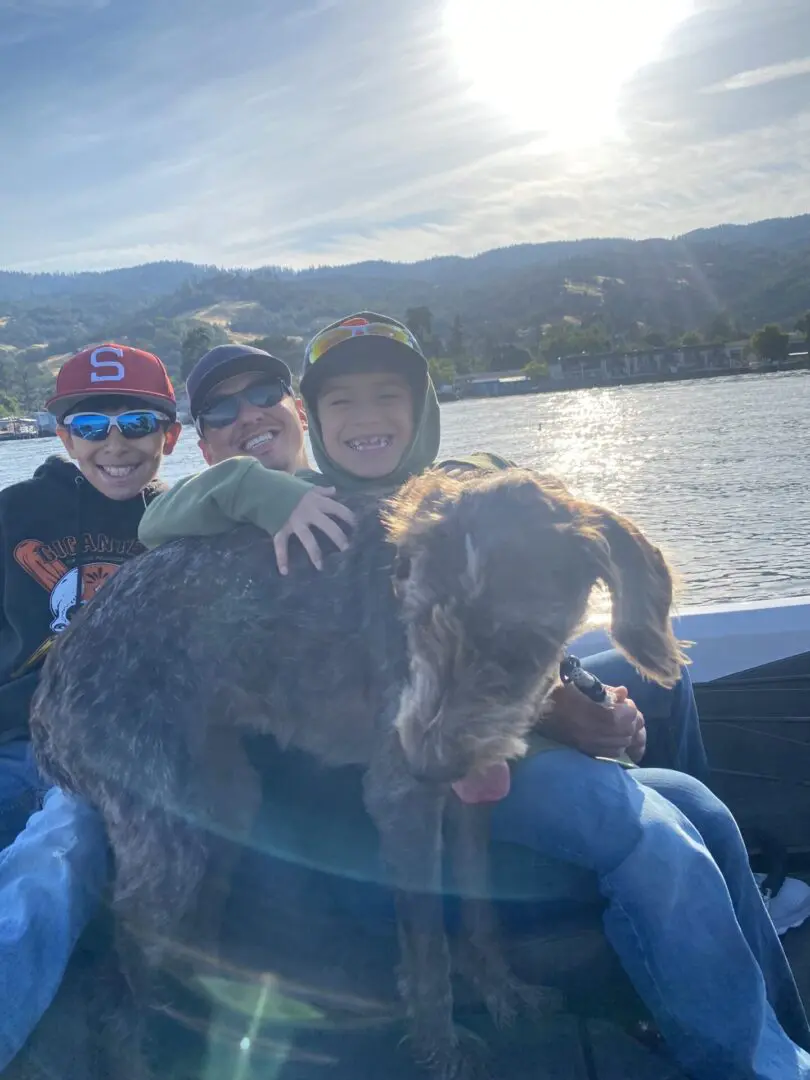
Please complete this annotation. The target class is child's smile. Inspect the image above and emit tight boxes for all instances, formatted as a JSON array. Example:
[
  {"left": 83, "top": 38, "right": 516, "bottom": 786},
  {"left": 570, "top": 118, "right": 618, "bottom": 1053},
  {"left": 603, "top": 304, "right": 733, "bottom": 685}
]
[{"left": 317, "top": 372, "right": 414, "bottom": 479}]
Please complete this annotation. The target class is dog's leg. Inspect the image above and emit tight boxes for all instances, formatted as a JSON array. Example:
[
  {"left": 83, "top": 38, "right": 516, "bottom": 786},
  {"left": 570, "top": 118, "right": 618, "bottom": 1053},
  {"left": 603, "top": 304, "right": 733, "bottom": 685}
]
[
  {"left": 447, "top": 800, "right": 564, "bottom": 1028},
  {"left": 106, "top": 804, "right": 208, "bottom": 969},
  {"left": 186, "top": 728, "right": 263, "bottom": 963},
  {"left": 364, "top": 730, "right": 486, "bottom": 1080}
]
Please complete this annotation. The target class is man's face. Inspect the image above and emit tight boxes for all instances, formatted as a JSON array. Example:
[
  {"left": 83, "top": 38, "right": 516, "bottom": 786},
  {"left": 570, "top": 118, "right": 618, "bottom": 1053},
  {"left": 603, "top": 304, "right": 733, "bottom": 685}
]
[
  {"left": 316, "top": 371, "right": 415, "bottom": 479},
  {"left": 197, "top": 371, "right": 308, "bottom": 471},
  {"left": 58, "top": 405, "right": 180, "bottom": 500}
]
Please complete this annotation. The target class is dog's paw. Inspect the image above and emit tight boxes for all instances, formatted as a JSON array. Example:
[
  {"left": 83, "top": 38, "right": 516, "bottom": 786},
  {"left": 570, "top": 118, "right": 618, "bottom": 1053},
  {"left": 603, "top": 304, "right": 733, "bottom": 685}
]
[
  {"left": 418, "top": 1027, "right": 491, "bottom": 1080},
  {"left": 481, "top": 976, "right": 565, "bottom": 1030},
  {"left": 510, "top": 979, "right": 565, "bottom": 1019}
]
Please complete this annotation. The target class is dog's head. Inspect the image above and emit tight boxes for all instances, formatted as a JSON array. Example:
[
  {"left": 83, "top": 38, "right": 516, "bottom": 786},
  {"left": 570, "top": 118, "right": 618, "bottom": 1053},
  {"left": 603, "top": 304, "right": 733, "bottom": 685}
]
[{"left": 383, "top": 468, "right": 685, "bottom": 785}]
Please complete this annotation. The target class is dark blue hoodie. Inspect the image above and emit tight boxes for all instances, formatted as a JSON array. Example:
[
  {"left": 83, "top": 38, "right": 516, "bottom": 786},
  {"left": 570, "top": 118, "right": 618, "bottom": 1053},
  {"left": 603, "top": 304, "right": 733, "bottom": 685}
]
[{"left": 0, "top": 456, "right": 165, "bottom": 745}]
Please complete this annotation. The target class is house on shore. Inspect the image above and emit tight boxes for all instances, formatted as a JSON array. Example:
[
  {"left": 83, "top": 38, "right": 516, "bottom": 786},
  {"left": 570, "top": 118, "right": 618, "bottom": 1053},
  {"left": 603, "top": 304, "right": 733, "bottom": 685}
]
[
  {"left": 548, "top": 341, "right": 750, "bottom": 386},
  {"left": 452, "top": 370, "right": 533, "bottom": 398}
]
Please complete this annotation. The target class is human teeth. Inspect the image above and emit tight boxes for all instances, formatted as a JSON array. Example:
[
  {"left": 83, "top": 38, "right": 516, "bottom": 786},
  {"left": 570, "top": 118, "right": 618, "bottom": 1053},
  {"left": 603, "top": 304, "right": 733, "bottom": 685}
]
[
  {"left": 244, "top": 432, "right": 277, "bottom": 451},
  {"left": 347, "top": 436, "right": 392, "bottom": 451},
  {"left": 100, "top": 465, "right": 138, "bottom": 477}
]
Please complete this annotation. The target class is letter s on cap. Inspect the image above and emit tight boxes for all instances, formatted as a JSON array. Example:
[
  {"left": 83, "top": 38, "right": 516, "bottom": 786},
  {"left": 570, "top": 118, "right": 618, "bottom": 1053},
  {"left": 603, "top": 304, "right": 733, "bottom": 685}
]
[{"left": 89, "top": 346, "right": 125, "bottom": 383}]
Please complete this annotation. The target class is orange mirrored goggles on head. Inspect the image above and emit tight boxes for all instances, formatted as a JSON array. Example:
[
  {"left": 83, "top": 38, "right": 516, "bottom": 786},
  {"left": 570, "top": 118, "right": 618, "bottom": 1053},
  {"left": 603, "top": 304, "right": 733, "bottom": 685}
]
[{"left": 304, "top": 320, "right": 424, "bottom": 368}]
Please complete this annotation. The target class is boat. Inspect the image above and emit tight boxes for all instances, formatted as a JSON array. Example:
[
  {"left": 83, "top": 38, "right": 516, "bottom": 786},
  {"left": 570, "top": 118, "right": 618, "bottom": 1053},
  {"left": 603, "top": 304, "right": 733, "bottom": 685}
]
[{"left": 0, "top": 417, "right": 40, "bottom": 441}]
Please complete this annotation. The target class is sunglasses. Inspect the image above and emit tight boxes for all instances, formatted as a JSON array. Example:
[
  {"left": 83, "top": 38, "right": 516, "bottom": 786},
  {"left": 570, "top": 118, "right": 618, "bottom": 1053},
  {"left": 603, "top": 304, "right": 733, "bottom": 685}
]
[
  {"left": 305, "top": 320, "right": 423, "bottom": 367},
  {"left": 62, "top": 410, "right": 172, "bottom": 442},
  {"left": 197, "top": 378, "right": 290, "bottom": 432}
]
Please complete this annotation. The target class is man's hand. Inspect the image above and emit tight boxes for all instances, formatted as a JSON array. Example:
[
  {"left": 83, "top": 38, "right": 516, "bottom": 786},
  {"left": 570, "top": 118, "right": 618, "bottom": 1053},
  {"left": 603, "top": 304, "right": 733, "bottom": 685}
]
[
  {"left": 542, "top": 681, "right": 645, "bottom": 760},
  {"left": 274, "top": 488, "right": 356, "bottom": 575}
]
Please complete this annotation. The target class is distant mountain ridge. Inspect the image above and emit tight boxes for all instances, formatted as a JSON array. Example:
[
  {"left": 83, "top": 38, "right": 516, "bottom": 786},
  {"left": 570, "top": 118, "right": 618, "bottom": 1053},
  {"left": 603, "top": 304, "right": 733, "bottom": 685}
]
[
  {"left": 2, "top": 213, "right": 810, "bottom": 378},
  {"left": 5, "top": 213, "right": 810, "bottom": 297}
]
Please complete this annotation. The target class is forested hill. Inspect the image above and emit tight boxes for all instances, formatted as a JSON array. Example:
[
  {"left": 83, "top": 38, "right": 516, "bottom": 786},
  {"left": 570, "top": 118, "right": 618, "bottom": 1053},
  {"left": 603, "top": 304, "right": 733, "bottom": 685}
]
[{"left": 3, "top": 212, "right": 810, "bottom": 412}]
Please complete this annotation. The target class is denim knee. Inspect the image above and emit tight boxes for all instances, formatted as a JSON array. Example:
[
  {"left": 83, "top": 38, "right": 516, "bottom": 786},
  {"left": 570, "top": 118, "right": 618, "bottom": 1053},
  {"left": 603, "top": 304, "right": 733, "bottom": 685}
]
[
  {"left": 636, "top": 768, "right": 745, "bottom": 864},
  {"left": 492, "top": 750, "right": 647, "bottom": 874}
]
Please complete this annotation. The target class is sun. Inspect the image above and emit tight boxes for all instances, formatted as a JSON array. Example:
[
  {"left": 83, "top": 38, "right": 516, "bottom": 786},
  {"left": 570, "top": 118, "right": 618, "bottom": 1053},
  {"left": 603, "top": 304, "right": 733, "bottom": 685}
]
[{"left": 442, "top": 0, "right": 693, "bottom": 149}]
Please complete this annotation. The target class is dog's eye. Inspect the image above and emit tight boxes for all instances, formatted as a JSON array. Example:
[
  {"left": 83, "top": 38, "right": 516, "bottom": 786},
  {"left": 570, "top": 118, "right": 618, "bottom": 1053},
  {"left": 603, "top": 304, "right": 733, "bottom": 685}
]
[{"left": 394, "top": 554, "right": 412, "bottom": 581}]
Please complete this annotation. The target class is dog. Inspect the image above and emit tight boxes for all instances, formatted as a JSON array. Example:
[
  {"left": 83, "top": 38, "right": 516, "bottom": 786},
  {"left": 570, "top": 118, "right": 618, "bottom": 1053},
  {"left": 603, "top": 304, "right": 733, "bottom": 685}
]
[{"left": 24, "top": 467, "right": 684, "bottom": 1080}]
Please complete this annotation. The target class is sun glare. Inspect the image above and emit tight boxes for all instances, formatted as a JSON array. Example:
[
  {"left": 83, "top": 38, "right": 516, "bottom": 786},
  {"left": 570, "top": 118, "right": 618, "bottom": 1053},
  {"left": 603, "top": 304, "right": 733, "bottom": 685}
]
[{"left": 443, "top": 0, "right": 693, "bottom": 149}]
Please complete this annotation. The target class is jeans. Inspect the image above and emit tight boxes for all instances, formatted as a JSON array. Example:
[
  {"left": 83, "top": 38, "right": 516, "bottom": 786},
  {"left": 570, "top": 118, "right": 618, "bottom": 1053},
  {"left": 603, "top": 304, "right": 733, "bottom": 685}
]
[
  {"left": 582, "top": 650, "right": 710, "bottom": 783},
  {"left": 491, "top": 750, "right": 810, "bottom": 1080},
  {"left": 325, "top": 653, "right": 808, "bottom": 1078},
  {"left": 0, "top": 788, "right": 107, "bottom": 1071},
  {"left": 0, "top": 740, "right": 44, "bottom": 851}
]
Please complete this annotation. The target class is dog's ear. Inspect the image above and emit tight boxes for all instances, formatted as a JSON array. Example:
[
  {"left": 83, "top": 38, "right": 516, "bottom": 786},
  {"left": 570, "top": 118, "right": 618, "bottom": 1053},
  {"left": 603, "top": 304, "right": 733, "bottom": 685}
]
[{"left": 590, "top": 507, "right": 686, "bottom": 687}]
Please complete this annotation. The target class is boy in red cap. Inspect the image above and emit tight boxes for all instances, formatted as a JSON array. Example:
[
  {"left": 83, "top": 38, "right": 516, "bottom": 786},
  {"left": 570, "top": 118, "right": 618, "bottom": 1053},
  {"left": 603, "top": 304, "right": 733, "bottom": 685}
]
[
  {"left": 0, "top": 343, "right": 180, "bottom": 845},
  {"left": 0, "top": 344, "right": 180, "bottom": 1072}
]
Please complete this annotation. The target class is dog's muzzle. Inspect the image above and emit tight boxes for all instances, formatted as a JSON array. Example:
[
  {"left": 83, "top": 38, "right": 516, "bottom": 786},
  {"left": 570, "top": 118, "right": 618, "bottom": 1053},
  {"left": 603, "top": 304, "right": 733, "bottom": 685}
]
[{"left": 407, "top": 754, "right": 465, "bottom": 785}]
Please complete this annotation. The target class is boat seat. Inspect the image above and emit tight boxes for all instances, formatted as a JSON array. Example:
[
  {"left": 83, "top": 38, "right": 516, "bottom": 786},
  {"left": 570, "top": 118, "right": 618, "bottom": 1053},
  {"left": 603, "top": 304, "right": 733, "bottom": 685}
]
[{"left": 695, "top": 651, "right": 810, "bottom": 855}]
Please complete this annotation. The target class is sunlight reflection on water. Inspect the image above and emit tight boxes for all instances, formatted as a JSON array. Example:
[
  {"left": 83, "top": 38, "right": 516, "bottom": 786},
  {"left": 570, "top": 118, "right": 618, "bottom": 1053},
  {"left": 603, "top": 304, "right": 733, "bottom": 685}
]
[{"left": 3, "top": 371, "right": 809, "bottom": 615}]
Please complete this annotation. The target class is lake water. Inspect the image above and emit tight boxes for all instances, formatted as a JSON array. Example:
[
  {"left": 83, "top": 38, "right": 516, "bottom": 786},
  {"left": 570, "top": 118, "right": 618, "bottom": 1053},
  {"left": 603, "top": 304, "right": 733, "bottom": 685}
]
[{"left": 2, "top": 370, "right": 809, "bottom": 611}]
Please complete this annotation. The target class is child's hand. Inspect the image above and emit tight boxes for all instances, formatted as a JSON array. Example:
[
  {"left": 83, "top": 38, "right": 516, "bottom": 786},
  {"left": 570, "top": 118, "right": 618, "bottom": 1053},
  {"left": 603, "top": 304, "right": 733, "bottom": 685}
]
[{"left": 274, "top": 488, "right": 356, "bottom": 575}]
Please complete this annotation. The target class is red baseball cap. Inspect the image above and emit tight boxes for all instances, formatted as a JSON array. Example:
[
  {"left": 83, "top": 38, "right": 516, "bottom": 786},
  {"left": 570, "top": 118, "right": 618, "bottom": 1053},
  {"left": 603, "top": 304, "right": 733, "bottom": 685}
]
[{"left": 47, "top": 344, "right": 177, "bottom": 421}]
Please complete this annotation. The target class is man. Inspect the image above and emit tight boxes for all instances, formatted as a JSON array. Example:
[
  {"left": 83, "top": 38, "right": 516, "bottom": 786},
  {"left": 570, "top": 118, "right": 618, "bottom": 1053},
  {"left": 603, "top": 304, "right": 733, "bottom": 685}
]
[{"left": 154, "top": 342, "right": 358, "bottom": 567}]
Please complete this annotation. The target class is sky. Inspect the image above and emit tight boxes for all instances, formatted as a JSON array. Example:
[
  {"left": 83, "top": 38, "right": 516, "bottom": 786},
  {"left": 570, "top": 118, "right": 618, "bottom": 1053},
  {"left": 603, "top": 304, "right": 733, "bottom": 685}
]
[{"left": 2, "top": 0, "right": 810, "bottom": 272}]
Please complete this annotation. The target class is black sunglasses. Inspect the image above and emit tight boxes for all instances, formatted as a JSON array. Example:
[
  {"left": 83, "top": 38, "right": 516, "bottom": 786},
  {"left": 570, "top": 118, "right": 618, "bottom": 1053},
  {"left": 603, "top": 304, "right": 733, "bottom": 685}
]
[{"left": 197, "top": 379, "right": 290, "bottom": 431}]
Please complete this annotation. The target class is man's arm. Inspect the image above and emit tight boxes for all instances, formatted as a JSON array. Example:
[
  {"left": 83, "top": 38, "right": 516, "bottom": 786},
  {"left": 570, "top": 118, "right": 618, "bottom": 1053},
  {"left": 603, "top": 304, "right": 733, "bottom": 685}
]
[{"left": 138, "top": 457, "right": 316, "bottom": 549}]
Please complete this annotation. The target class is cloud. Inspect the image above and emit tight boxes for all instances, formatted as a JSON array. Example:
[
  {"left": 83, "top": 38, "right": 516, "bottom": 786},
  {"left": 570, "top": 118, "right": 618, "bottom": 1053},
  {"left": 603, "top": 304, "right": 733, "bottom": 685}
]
[
  {"left": 705, "top": 56, "right": 810, "bottom": 93},
  {"left": 2, "top": 0, "right": 810, "bottom": 272}
]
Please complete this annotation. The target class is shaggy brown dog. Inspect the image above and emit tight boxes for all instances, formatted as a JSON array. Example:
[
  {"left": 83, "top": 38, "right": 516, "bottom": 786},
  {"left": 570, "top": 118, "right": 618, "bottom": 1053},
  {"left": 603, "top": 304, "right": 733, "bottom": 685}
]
[{"left": 24, "top": 467, "right": 684, "bottom": 1080}]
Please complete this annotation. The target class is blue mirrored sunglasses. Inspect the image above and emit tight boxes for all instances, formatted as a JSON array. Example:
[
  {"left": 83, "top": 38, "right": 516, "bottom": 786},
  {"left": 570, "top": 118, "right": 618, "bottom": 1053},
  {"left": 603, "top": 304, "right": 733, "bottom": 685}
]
[
  {"left": 62, "top": 410, "right": 171, "bottom": 442},
  {"left": 197, "top": 378, "right": 289, "bottom": 432}
]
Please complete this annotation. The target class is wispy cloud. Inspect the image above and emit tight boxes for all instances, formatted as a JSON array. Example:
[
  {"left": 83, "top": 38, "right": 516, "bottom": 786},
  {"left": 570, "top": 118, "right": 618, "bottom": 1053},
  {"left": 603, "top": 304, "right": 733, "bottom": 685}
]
[
  {"left": 704, "top": 55, "right": 810, "bottom": 93},
  {"left": 2, "top": 0, "right": 810, "bottom": 272}
]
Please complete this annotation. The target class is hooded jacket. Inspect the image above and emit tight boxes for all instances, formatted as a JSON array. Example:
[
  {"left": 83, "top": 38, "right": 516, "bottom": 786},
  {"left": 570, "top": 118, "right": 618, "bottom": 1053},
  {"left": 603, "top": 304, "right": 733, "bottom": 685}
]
[{"left": 0, "top": 457, "right": 165, "bottom": 745}]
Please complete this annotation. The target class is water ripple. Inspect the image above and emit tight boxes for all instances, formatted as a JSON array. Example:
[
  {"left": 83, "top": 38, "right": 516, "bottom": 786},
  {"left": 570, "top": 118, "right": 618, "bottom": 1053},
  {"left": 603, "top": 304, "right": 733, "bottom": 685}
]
[{"left": 3, "top": 371, "right": 809, "bottom": 611}]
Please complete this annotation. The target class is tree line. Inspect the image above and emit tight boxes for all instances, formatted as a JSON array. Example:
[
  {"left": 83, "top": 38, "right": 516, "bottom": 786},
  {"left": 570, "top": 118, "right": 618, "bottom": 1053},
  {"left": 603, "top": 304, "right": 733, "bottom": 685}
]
[{"left": 1, "top": 307, "right": 808, "bottom": 418}]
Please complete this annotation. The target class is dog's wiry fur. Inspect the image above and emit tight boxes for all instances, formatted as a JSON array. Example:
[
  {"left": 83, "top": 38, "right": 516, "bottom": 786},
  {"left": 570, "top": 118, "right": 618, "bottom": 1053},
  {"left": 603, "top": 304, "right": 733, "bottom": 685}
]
[{"left": 22, "top": 467, "right": 684, "bottom": 1080}]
